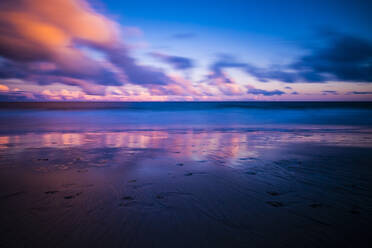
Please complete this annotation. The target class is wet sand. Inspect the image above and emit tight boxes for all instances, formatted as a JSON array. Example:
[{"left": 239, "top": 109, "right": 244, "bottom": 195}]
[{"left": 1, "top": 128, "right": 372, "bottom": 247}]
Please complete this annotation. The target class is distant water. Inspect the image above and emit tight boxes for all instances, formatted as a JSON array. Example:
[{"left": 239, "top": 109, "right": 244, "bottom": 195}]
[
  {"left": 1, "top": 102, "right": 372, "bottom": 133},
  {"left": 1, "top": 101, "right": 372, "bottom": 110}
]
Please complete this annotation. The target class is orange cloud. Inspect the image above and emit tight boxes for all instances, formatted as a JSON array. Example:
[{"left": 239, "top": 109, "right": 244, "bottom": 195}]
[
  {"left": 0, "top": 0, "right": 176, "bottom": 95},
  {"left": 0, "top": 0, "right": 121, "bottom": 76},
  {"left": 0, "top": 84, "right": 10, "bottom": 91}
]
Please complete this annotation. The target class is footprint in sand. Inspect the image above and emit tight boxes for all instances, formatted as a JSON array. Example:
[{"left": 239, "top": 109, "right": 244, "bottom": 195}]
[
  {"left": 266, "top": 201, "right": 283, "bottom": 207},
  {"left": 64, "top": 192, "right": 82, "bottom": 199},
  {"left": 45, "top": 190, "right": 59, "bottom": 194},
  {"left": 61, "top": 183, "right": 76, "bottom": 188},
  {"left": 156, "top": 191, "right": 192, "bottom": 200},
  {"left": 267, "top": 191, "right": 280, "bottom": 196},
  {"left": 349, "top": 205, "right": 360, "bottom": 214},
  {"left": 131, "top": 183, "right": 153, "bottom": 189},
  {"left": 245, "top": 171, "right": 257, "bottom": 175},
  {"left": 309, "top": 203, "right": 323, "bottom": 208},
  {"left": 184, "top": 172, "right": 207, "bottom": 176},
  {"left": 1, "top": 191, "right": 26, "bottom": 200}
]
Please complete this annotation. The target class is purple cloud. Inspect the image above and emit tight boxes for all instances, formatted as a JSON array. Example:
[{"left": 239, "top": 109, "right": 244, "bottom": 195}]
[
  {"left": 322, "top": 90, "right": 338, "bottom": 95},
  {"left": 247, "top": 88, "right": 285, "bottom": 96},
  {"left": 150, "top": 52, "right": 194, "bottom": 70},
  {"left": 347, "top": 91, "right": 372, "bottom": 95}
]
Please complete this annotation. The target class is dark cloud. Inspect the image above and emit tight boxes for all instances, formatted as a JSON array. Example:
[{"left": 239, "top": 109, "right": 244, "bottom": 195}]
[
  {"left": 210, "top": 32, "right": 372, "bottom": 83},
  {"left": 290, "top": 33, "right": 372, "bottom": 83},
  {"left": 106, "top": 48, "right": 175, "bottom": 85},
  {"left": 0, "top": 59, "right": 28, "bottom": 79},
  {"left": 149, "top": 52, "right": 194, "bottom": 70},
  {"left": 0, "top": 92, "right": 29, "bottom": 102},
  {"left": 209, "top": 55, "right": 299, "bottom": 83},
  {"left": 347, "top": 91, "right": 372, "bottom": 95},
  {"left": 245, "top": 65, "right": 298, "bottom": 83},
  {"left": 247, "top": 88, "right": 285, "bottom": 96},
  {"left": 0, "top": 57, "right": 121, "bottom": 88},
  {"left": 291, "top": 91, "right": 299, "bottom": 95},
  {"left": 0, "top": 90, "right": 46, "bottom": 102},
  {"left": 322, "top": 90, "right": 338, "bottom": 95},
  {"left": 210, "top": 55, "right": 247, "bottom": 76},
  {"left": 170, "top": 33, "right": 197, "bottom": 39},
  {"left": 284, "top": 86, "right": 292, "bottom": 89}
]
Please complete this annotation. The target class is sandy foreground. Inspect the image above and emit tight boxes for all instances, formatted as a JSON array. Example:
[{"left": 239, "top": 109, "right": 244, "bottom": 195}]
[{"left": 1, "top": 129, "right": 371, "bottom": 247}]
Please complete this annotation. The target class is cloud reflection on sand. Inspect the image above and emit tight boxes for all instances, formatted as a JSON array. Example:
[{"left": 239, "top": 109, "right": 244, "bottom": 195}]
[{"left": 0, "top": 129, "right": 371, "bottom": 170}]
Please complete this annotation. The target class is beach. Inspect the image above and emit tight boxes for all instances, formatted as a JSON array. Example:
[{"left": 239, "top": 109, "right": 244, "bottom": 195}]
[{"left": 1, "top": 102, "right": 372, "bottom": 247}]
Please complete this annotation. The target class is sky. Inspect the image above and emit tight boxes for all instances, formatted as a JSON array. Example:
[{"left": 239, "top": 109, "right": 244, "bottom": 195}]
[{"left": 0, "top": 0, "right": 371, "bottom": 101}]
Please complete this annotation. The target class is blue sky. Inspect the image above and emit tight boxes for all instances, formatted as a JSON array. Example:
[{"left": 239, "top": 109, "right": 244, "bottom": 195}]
[{"left": 112, "top": 0, "right": 371, "bottom": 62}]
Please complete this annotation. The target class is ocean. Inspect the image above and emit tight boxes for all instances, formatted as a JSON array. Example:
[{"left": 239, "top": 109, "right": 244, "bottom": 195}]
[{"left": 1, "top": 102, "right": 372, "bottom": 133}]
